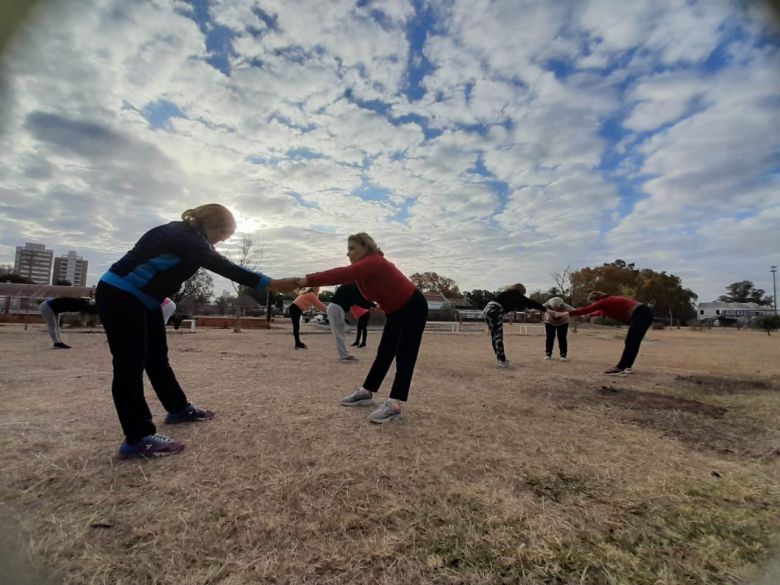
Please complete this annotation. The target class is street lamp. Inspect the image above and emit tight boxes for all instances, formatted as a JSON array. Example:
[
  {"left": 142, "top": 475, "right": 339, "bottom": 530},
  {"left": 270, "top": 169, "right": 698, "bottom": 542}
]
[{"left": 771, "top": 266, "right": 777, "bottom": 315}]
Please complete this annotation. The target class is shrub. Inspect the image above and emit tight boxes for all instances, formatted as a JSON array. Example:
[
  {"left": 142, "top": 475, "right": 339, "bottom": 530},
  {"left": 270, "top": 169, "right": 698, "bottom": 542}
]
[{"left": 755, "top": 314, "right": 780, "bottom": 335}]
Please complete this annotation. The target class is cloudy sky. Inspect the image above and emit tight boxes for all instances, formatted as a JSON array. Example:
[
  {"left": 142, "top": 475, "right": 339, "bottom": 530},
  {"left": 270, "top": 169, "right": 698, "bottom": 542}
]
[{"left": 1, "top": 0, "right": 778, "bottom": 302}]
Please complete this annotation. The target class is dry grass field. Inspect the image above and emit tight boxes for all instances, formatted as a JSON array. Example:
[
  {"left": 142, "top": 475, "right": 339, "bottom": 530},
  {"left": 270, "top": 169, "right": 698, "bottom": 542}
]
[{"left": 1, "top": 320, "right": 778, "bottom": 585}]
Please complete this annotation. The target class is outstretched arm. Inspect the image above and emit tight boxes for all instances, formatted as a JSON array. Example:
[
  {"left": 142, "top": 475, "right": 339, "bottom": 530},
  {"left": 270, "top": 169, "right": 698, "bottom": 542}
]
[{"left": 269, "top": 278, "right": 300, "bottom": 293}]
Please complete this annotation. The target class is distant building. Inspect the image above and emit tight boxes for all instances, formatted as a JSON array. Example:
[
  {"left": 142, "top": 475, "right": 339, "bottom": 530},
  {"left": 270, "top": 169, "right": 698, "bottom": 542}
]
[
  {"left": 422, "top": 292, "right": 450, "bottom": 310},
  {"left": 14, "top": 243, "right": 53, "bottom": 284},
  {"left": 52, "top": 250, "right": 89, "bottom": 286},
  {"left": 697, "top": 301, "right": 774, "bottom": 324}
]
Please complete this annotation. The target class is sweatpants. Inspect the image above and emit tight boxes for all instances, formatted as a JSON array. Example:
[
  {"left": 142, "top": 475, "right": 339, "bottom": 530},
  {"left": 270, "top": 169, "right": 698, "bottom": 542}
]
[
  {"left": 617, "top": 304, "right": 654, "bottom": 369},
  {"left": 96, "top": 281, "right": 189, "bottom": 443},
  {"left": 38, "top": 300, "right": 63, "bottom": 345},
  {"left": 289, "top": 303, "right": 303, "bottom": 345},
  {"left": 362, "top": 289, "right": 427, "bottom": 402},
  {"left": 545, "top": 323, "right": 569, "bottom": 357},
  {"left": 483, "top": 301, "right": 507, "bottom": 362},
  {"left": 327, "top": 303, "right": 351, "bottom": 359}
]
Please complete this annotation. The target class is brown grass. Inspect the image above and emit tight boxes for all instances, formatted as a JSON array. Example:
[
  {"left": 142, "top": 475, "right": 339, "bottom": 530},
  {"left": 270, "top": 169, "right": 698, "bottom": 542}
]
[{"left": 0, "top": 322, "right": 778, "bottom": 584}]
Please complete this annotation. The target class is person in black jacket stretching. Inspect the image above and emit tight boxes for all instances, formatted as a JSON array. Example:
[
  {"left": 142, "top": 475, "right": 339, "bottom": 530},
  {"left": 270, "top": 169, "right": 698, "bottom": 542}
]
[
  {"left": 96, "top": 203, "right": 296, "bottom": 459},
  {"left": 482, "top": 283, "right": 546, "bottom": 368}
]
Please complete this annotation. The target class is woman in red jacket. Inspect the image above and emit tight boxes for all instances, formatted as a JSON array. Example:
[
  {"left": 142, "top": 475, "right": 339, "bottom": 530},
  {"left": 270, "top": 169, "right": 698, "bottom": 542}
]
[
  {"left": 298, "top": 233, "right": 427, "bottom": 423},
  {"left": 564, "top": 291, "right": 654, "bottom": 375}
]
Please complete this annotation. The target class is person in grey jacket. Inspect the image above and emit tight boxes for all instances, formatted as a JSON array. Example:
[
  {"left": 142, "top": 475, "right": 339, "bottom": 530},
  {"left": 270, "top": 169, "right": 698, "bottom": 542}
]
[{"left": 542, "top": 297, "right": 574, "bottom": 361}]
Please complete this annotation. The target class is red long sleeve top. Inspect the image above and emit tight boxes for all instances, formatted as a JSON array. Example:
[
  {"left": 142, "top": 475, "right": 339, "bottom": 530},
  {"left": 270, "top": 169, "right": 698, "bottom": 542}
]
[
  {"left": 568, "top": 296, "right": 640, "bottom": 324},
  {"left": 306, "top": 254, "right": 416, "bottom": 315}
]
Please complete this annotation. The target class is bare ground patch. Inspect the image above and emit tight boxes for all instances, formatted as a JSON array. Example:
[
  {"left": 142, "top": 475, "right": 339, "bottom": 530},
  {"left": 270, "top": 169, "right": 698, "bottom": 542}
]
[
  {"left": 674, "top": 374, "right": 775, "bottom": 394},
  {"left": 1, "top": 324, "right": 779, "bottom": 584}
]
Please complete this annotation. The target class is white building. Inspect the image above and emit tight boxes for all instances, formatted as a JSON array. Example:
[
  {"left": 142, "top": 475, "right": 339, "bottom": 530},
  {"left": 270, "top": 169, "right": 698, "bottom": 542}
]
[
  {"left": 696, "top": 301, "right": 774, "bottom": 324},
  {"left": 14, "top": 242, "right": 53, "bottom": 284},
  {"left": 52, "top": 250, "right": 89, "bottom": 286}
]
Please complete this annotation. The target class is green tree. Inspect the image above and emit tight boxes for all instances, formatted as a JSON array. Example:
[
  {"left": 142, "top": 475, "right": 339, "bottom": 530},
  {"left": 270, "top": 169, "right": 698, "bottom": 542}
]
[
  {"left": 635, "top": 269, "right": 698, "bottom": 324},
  {"left": 0, "top": 273, "right": 34, "bottom": 283},
  {"left": 756, "top": 314, "right": 780, "bottom": 336},
  {"left": 409, "top": 272, "right": 461, "bottom": 298},
  {"left": 718, "top": 281, "right": 773, "bottom": 305},
  {"left": 569, "top": 260, "right": 698, "bottom": 324},
  {"left": 215, "top": 293, "right": 234, "bottom": 315},
  {"left": 463, "top": 289, "right": 496, "bottom": 310},
  {"left": 173, "top": 269, "right": 214, "bottom": 315},
  {"left": 569, "top": 259, "right": 638, "bottom": 305},
  {"left": 528, "top": 287, "right": 559, "bottom": 305},
  {"left": 319, "top": 290, "right": 334, "bottom": 303}
]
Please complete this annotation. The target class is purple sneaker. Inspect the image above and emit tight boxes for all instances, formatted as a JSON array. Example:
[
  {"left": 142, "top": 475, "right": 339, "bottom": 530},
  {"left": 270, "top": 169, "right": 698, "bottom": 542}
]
[
  {"left": 117, "top": 434, "right": 185, "bottom": 459},
  {"left": 165, "top": 403, "right": 215, "bottom": 424}
]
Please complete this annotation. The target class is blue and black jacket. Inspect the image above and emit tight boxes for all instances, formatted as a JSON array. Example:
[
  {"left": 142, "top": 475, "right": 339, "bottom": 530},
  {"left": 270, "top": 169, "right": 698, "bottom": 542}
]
[{"left": 100, "top": 221, "right": 271, "bottom": 309}]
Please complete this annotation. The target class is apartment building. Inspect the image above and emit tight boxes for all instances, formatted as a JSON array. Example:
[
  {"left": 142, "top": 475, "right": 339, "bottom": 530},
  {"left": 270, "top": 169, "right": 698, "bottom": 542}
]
[
  {"left": 52, "top": 250, "right": 89, "bottom": 286},
  {"left": 14, "top": 242, "right": 53, "bottom": 284}
]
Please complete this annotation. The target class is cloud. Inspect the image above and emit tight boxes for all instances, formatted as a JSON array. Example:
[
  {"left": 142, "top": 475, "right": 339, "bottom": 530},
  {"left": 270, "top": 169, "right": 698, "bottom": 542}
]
[{"left": 0, "top": 0, "right": 777, "bottom": 303}]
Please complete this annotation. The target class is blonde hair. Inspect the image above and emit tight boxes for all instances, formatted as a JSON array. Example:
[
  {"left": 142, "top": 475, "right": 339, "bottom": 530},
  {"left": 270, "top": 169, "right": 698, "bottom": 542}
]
[
  {"left": 182, "top": 204, "right": 236, "bottom": 232},
  {"left": 507, "top": 283, "right": 526, "bottom": 295},
  {"left": 348, "top": 232, "right": 383, "bottom": 256},
  {"left": 588, "top": 291, "right": 608, "bottom": 303}
]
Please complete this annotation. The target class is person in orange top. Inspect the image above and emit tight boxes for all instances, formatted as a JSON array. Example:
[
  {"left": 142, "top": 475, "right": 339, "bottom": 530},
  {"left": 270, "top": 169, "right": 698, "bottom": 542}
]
[
  {"left": 296, "top": 232, "right": 427, "bottom": 424},
  {"left": 289, "top": 287, "right": 328, "bottom": 349},
  {"left": 561, "top": 291, "right": 654, "bottom": 375}
]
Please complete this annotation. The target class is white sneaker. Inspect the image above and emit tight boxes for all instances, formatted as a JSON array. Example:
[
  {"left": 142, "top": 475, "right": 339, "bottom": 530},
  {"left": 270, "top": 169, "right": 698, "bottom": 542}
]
[
  {"left": 368, "top": 400, "right": 402, "bottom": 424},
  {"left": 496, "top": 359, "right": 511, "bottom": 368},
  {"left": 560, "top": 356, "right": 568, "bottom": 362},
  {"left": 623, "top": 367, "right": 633, "bottom": 374},
  {"left": 340, "top": 388, "right": 375, "bottom": 406},
  {"left": 339, "top": 355, "right": 359, "bottom": 363},
  {"left": 544, "top": 355, "right": 552, "bottom": 361}
]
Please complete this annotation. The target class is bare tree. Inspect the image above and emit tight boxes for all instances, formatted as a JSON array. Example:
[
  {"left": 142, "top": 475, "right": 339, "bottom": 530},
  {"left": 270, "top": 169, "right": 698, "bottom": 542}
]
[
  {"left": 223, "top": 232, "right": 264, "bottom": 332},
  {"left": 551, "top": 265, "right": 577, "bottom": 333},
  {"left": 551, "top": 266, "right": 573, "bottom": 302}
]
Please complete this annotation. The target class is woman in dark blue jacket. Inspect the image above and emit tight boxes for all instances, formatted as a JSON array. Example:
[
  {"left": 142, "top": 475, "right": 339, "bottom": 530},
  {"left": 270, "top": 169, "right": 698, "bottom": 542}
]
[{"left": 97, "top": 204, "right": 294, "bottom": 459}]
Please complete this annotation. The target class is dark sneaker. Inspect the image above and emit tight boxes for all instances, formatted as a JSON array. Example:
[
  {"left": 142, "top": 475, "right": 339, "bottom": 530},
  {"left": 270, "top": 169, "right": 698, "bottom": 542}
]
[
  {"left": 369, "top": 399, "right": 402, "bottom": 424},
  {"left": 357, "top": 343, "right": 367, "bottom": 348},
  {"left": 53, "top": 342, "right": 71, "bottom": 349},
  {"left": 117, "top": 434, "right": 185, "bottom": 459},
  {"left": 604, "top": 367, "right": 627, "bottom": 376},
  {"left": 165, "top": 403, "right": 215, "bottom": 424},
  {"left": 350, "top": 341, "right": 360, "bottom": 347},
  {"left": 340, "top": 355, "right": 359, "bottom": 362},
  {"left": 295, "top": 343, "right": 307, "bottom": 350},
  {"left": 341, "top": 388, "right": 375, "bottom": 407}
]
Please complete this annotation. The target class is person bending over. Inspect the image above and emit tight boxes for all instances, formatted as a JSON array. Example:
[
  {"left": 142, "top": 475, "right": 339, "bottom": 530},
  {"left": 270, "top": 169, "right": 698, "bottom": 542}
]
[
  {"left": 297, "top": 233, "right": 427, "bottom": 424},
  {"left": 557, "top": 291, "right": 654, "bottom": 376},
  {"left": 96, "top": 203, "right": 296, "bottom": 459},
  {"left": 482, "top": 283, "right": 546, "bottom": 368}
]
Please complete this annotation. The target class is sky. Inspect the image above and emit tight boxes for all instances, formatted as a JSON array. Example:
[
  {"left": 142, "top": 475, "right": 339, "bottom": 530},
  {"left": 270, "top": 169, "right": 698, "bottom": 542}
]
[{"left": 0, "top": 0, "right": 778, "bottom": 302}]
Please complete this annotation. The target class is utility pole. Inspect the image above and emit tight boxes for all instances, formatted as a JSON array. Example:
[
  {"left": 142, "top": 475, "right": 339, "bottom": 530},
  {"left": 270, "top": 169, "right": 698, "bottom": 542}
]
[{"left": 771, "top": 266, "right": 777, "bottom": 315}]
